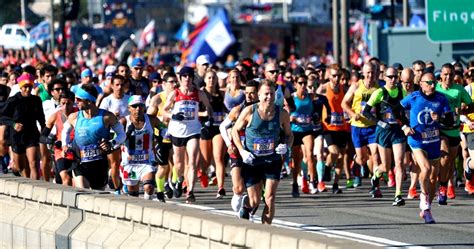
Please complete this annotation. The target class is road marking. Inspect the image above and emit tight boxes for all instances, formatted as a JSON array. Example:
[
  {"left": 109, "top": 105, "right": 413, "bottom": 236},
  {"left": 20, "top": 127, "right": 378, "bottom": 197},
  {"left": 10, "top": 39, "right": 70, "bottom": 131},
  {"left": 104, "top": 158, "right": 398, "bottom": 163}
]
[{"left": 168, "top": 200, "right": 429, "bottom": 248}]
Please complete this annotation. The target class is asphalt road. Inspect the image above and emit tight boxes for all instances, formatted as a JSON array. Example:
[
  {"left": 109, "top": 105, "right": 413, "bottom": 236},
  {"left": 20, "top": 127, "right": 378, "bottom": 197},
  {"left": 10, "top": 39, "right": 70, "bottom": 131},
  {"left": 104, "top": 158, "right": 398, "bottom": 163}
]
[{"left": 167, "top": 174, "right": 474, "bottom": 248}]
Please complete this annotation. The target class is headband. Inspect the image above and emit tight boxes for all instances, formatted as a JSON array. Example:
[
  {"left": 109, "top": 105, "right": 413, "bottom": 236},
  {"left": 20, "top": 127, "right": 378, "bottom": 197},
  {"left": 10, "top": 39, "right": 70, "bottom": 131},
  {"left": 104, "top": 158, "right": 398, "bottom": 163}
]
[{"left": 75, "top": 87, "right": 97, "bottom": 102}]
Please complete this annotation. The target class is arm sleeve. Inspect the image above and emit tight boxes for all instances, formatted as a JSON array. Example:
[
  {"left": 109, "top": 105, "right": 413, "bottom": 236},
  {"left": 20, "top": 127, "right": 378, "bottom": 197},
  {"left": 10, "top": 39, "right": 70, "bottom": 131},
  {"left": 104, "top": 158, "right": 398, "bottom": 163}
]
[
  {"left": 361, "top": 103, "right": 377, "bottom": 123},
  {"left": 61, "top": 121, "right": 73, "bottom": 146},
  {"left": 110, "top": 121, "right": 126, "bottom": 149},
  {"left": 219, "top": 117, "right": 233, "bottom": 147}
]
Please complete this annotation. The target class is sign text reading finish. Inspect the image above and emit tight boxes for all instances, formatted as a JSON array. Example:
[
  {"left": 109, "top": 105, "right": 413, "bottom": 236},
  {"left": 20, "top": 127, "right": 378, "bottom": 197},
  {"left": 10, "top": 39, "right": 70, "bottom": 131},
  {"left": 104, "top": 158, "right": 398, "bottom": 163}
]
[{"left": 426, "top": 0, "right": 474, "bottom": 43}]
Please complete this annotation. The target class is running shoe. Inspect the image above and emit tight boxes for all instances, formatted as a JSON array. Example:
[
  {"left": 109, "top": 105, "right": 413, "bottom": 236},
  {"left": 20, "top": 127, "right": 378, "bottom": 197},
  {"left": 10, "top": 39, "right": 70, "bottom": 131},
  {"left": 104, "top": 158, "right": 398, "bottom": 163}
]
[
  {"left": 370, "top": 176, "right": 380, "bottom": 194},
  {"left": 200, "top": 172, "right": 209, "bottom": 188},
  {"left": 332, "top": 184, "right": 342, "bottom": 194},
  {"left": 239, "top": 207, "right": 250, "bottom": 220},
  {"left": 186, "top": 191, "right": 196, "bottom": 204},
  {"left": 465, "top": 179, "right": 474, "bottom": 195},
  {"left": 392, "top": 195, "right": 405, "bottom": 206},
  {"left": 156, "top": 192, "right": 166, "bottom": 203},
  {"left": 317, "top": 182, "right": 327, "bottom": 192},
  {"left": 387, "top": 170, "right": 395, "bottom": 188},
  {"left": 174, "top": 181, "right": 183, "bottom": 198},
  {"left": 346, "top": 179, "right": 354, "bottom": 189},
  {"left": 438, "top": 186, "right": 448, "bottom": 205},
  {"left": 231, "top": 194, "right": 243, "bottom": 212},
  {"left": 447, "top": 184, "right": 456, "bottom": 199},
  {"left": 419, "top": 209, "right": 436, "bottom": 224},
  {"left": 292, "top": 183, "right": 300, "bottom": 198},
  {"left": 309, "top": 181, "right": 318, "bottom": 194},
  {"left": 216, "top": 188, "right": 226, "bottom": 199},
  {"left": 301, "top": 177, "right": 310, "bottom": 194},
  {"left": 164, "top": 182, "right": 173, "bottom": 199},
  {"left": 354, "top": 176, "right": 361, "bottom": 188},
  {"left": 407, "top": 187, "right": 419, "bottom": 199},
  {"left": 122, "top": 184, "right": 129, "bottom": 194},
  {"left": 371, "top": 188, "right": 383, "bottom": 198}
]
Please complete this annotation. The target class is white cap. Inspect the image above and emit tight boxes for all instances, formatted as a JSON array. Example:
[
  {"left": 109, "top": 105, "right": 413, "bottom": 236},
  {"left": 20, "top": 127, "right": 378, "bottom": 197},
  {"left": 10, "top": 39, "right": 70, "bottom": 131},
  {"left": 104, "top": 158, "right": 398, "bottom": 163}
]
[
  {"left": 216, "top": 71, "right": 228, "bottom": 80},
  {"left": 196, "top": 54, "right": 210, "bottom": 65},
  {"left": 105, "top": 65, "right": 116, "bottom": 74}
]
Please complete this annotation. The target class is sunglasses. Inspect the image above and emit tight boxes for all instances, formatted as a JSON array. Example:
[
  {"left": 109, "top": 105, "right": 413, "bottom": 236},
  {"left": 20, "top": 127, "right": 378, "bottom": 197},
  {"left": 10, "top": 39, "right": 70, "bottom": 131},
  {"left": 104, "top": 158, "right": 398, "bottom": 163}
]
[
  {"left": 130, "top": 104, "right": 144, "bottom": 109},
  {"left": 331, "top": 74, "right": 341, "bottom": 78},
  {"left": 167, "top": 80, "right": 177, "bottom": 83},
  {"left": 297, "top": 81, "right": 307, "bottom": 85},
  {"left": 385, "top": 75, "right": 398, "bottom": 79},
  {"left": 53, "top": 88, "right": 63, "bottom": 92},
  {"left": 267, "top": 70, "right": 278, "bottom": 74},
  {"left": 422, "top": 80, "right": 437, "bottom": 85}
]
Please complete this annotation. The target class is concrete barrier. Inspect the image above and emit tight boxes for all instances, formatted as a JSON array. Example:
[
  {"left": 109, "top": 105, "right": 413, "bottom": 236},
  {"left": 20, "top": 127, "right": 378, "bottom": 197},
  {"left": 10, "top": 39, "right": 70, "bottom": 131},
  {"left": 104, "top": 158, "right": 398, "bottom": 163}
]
[{"left": 0, "top": 175, "right": 374, "bottom": 249}]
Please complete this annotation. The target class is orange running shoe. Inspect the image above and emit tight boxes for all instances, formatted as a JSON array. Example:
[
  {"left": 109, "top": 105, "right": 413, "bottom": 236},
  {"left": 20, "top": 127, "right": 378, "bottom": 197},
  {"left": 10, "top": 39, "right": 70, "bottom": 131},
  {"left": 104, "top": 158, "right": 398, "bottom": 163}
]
[
  {"left": 407, "top": 187, "right": 419, "bottom": 199},
  {"left": 465, "top": 180, "right": 474, "bottom": 195},
  {"left": 200, "top": 173, "right": 209, "bottom": 188},
  {"left": 447, "top": 184, "right": 456, "bottom": 199},
  {"left": 387, "top": 170, "right": 395, "bottom": 188},
  {"left": 317, "top": 182, "right": 327, "bottom": 192},
  {"left": 301, "top": 177, "right": 310, "bottom": 194}
]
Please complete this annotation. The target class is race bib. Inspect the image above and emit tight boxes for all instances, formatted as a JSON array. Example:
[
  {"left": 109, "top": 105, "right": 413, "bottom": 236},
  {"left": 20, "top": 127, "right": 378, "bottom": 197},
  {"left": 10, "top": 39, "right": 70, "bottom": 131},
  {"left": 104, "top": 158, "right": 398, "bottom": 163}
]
[
  {"left": 129, "top": 150, "right": 150, "bottom": 164},
  {"left": 79, "top": 144, "right": 103, "bottom": 162},
  {"left": 253, "top": 138, "right": 275, "bottom": 156},
  {"left": 213, "top": 112, "right": 224, "bottom": 125},
  {"left": 382, "top": 110, "right": 398, "bottom": 124},
  {"left": 179, "top": 107, "right": 196, "bottom": 120},
  {"left": 160, "top": 128, "right": 171, "bottom": 143},
  {"left": 292, "top": 114, "right": 311, "bottom": 124},
  {"left": 421, "top": 128, "right": 440, "bottom": 144},
  {"left": 330, "top": 112, "right": 344, "bottom": 126}
]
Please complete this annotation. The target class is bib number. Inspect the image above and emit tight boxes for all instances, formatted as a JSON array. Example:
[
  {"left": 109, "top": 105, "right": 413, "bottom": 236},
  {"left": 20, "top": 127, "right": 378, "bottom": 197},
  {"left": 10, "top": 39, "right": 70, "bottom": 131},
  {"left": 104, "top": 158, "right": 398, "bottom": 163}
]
[
  {"left": 213, "top": 112, "right": 224, "bottom": 125},
  {"left": 179, "top": 107, "right": 196, "bottom": 120},
  {"left": 421, "top": 128, "right": 439, "bottom": 144},
  {"left": 129, "top": 150, "right": 149, "bottom": 164},
  {"left": 80, "top": 144, "right": 103, "bottom": 162},
  {"left": 253, "top": 138, "right": 275, "bottom": 156},
  {"left": 330, "top": 112, "right": 344, "bottom": 126}
]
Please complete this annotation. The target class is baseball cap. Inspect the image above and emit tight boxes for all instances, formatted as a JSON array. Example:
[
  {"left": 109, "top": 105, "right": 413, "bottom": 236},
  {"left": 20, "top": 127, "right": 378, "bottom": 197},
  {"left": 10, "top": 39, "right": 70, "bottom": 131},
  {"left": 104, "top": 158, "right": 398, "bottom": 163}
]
[
  {"left": 81, "top": 69, "right": 92, "bottom": 78},
  {"left": 196, "top": 54, "right": 210, "bottom": 65},
  {"left": 179, "top": 66, "right": 194, "bottom": 76},
  {"left": 149, "top": 72, "right": 161, "bottom": 81},
  {"left": 131, "top": 58, "right": 145, "bottom": 68},
  {"left": 128, "top": 95, "right": 145, "bottom": 106}
]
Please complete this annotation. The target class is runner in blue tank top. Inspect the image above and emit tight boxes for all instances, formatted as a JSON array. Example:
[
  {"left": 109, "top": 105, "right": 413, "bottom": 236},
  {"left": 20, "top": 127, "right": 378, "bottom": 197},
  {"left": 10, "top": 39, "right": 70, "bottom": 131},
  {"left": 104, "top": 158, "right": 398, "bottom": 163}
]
[
  {"left": 232, "top": 79, "right": 293, "bottom": 224},
  {"left": 61, "top": 84, "right": 126, "bottom": 190},
  {"left": 399, "top": 71, "right": 453, "bottom": 224}
]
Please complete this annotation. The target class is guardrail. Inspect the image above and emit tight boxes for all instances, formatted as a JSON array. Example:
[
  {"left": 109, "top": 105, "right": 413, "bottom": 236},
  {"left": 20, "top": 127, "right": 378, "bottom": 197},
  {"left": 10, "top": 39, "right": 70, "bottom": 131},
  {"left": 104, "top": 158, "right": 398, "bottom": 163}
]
[{"left": 0, "top": 175, "right": 373, "bottom": 248}]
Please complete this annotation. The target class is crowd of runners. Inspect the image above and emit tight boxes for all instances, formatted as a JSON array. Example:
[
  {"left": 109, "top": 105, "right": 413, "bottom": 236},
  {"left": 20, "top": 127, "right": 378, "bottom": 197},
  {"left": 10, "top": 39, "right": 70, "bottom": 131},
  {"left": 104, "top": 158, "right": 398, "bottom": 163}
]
[{"left": 1, "top": 53, "right": 474, "bottom": 225}]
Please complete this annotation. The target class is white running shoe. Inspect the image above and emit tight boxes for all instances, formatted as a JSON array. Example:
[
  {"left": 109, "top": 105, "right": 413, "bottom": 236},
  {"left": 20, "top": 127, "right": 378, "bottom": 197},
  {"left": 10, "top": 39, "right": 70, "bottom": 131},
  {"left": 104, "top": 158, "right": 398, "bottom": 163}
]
[{"left": 231, "top": 194, "right": 243, "bottom": 212}]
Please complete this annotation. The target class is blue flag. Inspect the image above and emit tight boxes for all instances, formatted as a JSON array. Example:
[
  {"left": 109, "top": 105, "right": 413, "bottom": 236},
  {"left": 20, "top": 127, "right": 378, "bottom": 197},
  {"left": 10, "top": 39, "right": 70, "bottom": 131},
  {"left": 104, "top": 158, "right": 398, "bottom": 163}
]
[
  {"left": 29, "top": 20, "right": 50, "bottom": 44},
  {"left": 186, "top": 8, "right": 235, "bottom": 64}
]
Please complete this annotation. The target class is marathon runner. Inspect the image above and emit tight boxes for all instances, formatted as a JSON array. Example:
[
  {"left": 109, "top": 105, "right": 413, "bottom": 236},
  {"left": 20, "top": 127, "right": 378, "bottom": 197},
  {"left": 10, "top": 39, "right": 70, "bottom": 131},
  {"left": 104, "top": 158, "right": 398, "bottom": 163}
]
[
  {"left": 61, "top": 84, "right": 126, "bottom": 190},
  {"left": 231, "top": 79, "right": 293, "bottom": 224},
  {"left": 399, "top": 71, "right": 453, "bottom": 223}
]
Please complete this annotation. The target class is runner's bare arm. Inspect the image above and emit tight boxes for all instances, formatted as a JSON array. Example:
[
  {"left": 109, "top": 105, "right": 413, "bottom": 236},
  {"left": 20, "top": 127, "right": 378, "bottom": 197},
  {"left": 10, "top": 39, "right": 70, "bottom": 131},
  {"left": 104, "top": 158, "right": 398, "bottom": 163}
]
[
  {"left": 231, "top": 105, "right": 252, "bottom": 153},
  {"left": 341, "top": 83, "right": 358, "bottom": 119},
  {"left": 161, "top": 90, "right": 177, "bottom": 119},
  {"left": 146, "top": 94, "right": 161, "bottom": 116},
  {"left": 280, "top": 109, "right": 293, "bottom": 148}
]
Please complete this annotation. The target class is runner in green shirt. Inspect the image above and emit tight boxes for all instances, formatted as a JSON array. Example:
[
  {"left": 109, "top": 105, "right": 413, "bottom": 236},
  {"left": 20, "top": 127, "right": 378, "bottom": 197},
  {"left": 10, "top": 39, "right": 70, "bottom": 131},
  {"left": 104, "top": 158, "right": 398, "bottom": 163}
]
[
  {"left": 33, "top": 64, "right": 57, "bottom": 102},
  {"left": 435, "top": 63, "right": 472, "bottom": 204}
]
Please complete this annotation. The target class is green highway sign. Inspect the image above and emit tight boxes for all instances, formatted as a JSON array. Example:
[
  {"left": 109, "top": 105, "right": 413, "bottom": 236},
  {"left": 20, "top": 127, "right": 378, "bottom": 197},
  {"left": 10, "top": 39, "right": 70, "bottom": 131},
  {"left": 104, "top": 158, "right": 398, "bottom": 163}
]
[{"left": 426, "top": 0, "right": 474, "bottom": 43}]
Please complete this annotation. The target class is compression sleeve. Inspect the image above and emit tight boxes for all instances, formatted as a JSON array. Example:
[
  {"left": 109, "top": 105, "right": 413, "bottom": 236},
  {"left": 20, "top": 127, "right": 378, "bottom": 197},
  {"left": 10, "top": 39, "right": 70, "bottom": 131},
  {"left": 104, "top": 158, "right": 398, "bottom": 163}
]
[
  {"left": 61, "top": 121, "right": 73, "bottom": 146},
  {"left": 219, "top": 117, "right": 233, "bottom": 147},
  {"left": 110, "top": 121, "right": 126, "bottom": 149}
]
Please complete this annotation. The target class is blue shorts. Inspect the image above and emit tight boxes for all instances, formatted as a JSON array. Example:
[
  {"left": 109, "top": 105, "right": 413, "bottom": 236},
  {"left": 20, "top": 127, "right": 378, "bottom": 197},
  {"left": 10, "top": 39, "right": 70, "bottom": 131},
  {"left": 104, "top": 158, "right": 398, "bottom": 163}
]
[
  {"left": 351, "top": 126, "right": 377, "bottom": 148},
  {"left": 408, "top": 139, "right": 441, "bottom": 160}
]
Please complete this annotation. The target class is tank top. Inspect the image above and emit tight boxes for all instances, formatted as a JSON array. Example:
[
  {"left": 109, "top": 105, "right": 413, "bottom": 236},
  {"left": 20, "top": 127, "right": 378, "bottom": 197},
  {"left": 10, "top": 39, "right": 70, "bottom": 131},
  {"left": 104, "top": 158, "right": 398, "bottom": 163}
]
[
  {"left": 122, "top": 115, "right": 155, "bottom": 165},
  {"left": 351, "top": 80, "right": 379, "bottom": 127},
  {"left": 38, "top": 84, "right": 52, "bottom": 102},
  {"left": 204, "top": 89, "right": 226, "bottom": 126},
  {"left": 290, "top": 92, "right": 313, "bottom": 132},
  {"left": 168, "top": 88, "right": 201, "bottom": 138},
  {"left": 224, "top": 89, "right": 245, "bottom": 111},
  {"left": 323, "top": 85, "right": 349, "bottom": 132},
  {"left": 74, "top": 109, "right": 110, "bottom": 162},
  {"left": 245, "top": 104, "right": 281, "bottom": 164},
  {"left": 375, "top": 86, "right": 404, "bottom": 124},
  {"left": 54, "top": 108, "right": 77, "bottom": 160}
]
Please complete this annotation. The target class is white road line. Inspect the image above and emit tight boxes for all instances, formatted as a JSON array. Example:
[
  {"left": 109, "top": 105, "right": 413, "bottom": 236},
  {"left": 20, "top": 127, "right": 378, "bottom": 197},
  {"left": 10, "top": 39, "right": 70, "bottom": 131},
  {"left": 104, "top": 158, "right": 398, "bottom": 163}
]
[{"left": 168, "top": 201, "right": 428, "bottom": 248}]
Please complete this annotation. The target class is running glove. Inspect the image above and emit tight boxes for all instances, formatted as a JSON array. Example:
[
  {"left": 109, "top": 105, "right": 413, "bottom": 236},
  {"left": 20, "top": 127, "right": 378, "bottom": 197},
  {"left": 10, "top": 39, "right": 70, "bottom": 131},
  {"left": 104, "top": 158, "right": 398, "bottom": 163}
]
[
  {"left": 241, "top": 150, "right": 256, "bottom": 164},
  {"left": 275, "top": 144, "right": 288, "bottom": 155},
  {"left": 171, "top": 112, "right": 185, "bottom": 121}
]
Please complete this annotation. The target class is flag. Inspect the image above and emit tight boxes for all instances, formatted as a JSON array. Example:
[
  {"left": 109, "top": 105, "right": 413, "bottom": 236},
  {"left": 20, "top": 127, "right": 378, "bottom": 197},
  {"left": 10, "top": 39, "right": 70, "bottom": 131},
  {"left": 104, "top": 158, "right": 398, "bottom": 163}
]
[
  {"left": 184, "top": 8, "right": 235, "bottom": 65},
  {"left": 174, "top": 21, "right": 190, "bottom": 42},
  {"left": 138, "top": 20, "right": 155, "bottom": 49},
  {"left": 29, "top": 20, "right": 50, "bottom": 44},
  {"left": 181, "top": 17, "right": 209, "bottom": 62}
]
